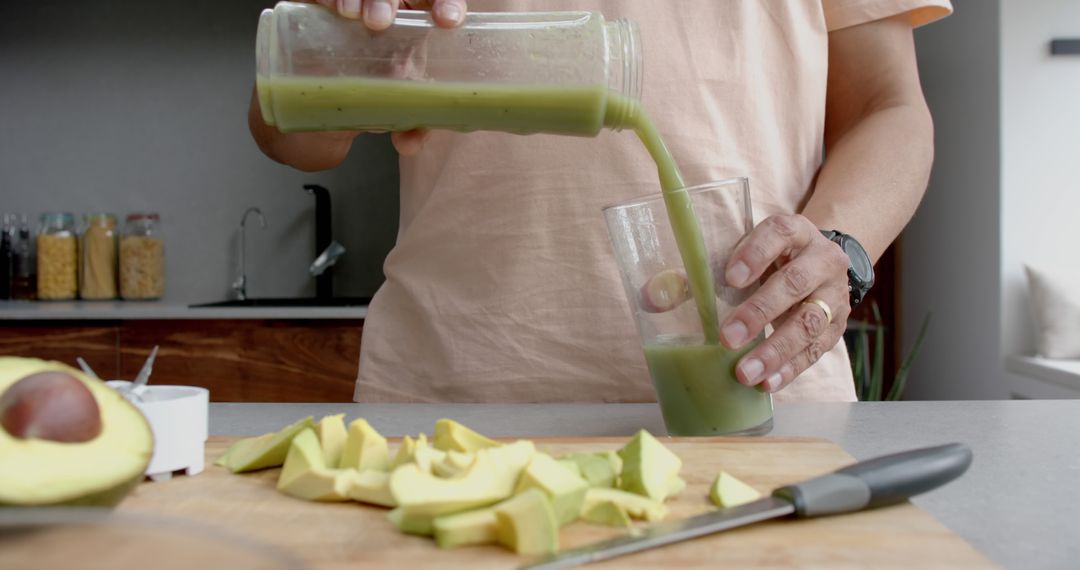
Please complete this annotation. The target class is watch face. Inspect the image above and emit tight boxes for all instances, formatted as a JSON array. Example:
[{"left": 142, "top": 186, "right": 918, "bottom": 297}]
[{"left": 842, "top": 238, "right": 874, "bottom": 284}]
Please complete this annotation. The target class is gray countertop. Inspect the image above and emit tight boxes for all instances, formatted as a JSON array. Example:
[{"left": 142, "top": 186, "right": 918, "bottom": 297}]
[
  {"left": 211, "top": 400, "right": 1078, "bottom": 569},
  {"left": 0, "top": 300, "right": 367, "bottom": 320}
]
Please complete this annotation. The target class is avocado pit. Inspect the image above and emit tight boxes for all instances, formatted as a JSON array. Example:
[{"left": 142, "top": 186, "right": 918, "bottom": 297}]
[{"left": 0, "top": 371, "right": 103, "bottom": 443}]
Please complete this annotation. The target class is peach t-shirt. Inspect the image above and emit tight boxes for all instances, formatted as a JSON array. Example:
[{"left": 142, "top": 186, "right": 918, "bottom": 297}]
[{"left": 355, "top": 0, "right": 952, "bottom": 403}]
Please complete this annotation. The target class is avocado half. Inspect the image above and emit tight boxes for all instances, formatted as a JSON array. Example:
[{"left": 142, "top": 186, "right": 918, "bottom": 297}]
[{"left": 0, "top": 357, "right": 154, "bottom": 507}]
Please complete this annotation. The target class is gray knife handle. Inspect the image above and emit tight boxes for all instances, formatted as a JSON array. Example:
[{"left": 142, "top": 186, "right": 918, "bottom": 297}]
[{"left": 772, "top": 443, "right": 972, "bottom": 517}]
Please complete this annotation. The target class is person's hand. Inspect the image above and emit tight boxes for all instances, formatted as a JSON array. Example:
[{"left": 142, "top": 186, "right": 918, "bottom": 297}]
[
  {"left": 252, "top": 0, "right": 468, "bottom": 166},
  {"left": 719, "top": 214, "right": 852, "bottom": 393},
  {"left": 313, "top": 0, "right": 465, "bottom": 29},
  {"left": 310, "top": 0, "right": 468, "bottom": 155}
]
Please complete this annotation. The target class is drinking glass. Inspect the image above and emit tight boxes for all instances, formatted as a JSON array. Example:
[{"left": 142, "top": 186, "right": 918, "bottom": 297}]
[{"left": 603, "top": 177, "right": 773, "bottom": 436}]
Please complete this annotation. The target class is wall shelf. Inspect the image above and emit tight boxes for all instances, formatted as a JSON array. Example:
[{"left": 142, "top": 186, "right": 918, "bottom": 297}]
[{"left": 1050, "top": 38, "right": 1080, "bottom": 55}]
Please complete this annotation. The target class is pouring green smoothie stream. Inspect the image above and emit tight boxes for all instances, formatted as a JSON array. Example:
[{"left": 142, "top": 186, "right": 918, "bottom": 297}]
[{"left": 259, "top": 77, "right": 771, "bottom": 435}]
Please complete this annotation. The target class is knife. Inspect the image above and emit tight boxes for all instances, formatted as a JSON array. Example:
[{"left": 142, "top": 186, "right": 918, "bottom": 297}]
[{"left": 522, "top": 442, "right": 973, "bottom": 570}]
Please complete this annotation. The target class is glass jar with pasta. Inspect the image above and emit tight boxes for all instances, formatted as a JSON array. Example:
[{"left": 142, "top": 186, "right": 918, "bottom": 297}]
[
  {"left": 79, "top": 213, "right": 118, "bottom": 300},
  {"left": 120, "top": 213, "right": 165, "bottom": 300},
  {"left": 37, "top": 213, "right": 78, "bottom": 300}
]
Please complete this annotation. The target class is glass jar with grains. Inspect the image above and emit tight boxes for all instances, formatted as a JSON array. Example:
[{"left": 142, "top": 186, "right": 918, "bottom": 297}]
[
  {"left": 37, "top": 212, "right": 78, "bottom": 300},
  {"left": 79, "top": 213, "right": 118, "bottom": 300},
  {"left": 120, "top": 213, "right": 165, "bottom": 300}
]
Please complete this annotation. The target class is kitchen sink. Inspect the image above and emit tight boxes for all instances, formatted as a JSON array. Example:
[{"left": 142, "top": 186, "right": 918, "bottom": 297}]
[{"left": 189, "top": 296, "right": 371, "bottom": 308}]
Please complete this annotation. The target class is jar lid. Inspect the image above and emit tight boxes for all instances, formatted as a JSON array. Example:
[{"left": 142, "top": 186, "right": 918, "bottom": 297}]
[
  {"left": 40, "top": 212, "right": 75, "bottom": 224},
  {"left": 85, "top": 212, "right": 117, "bottom": 223},
  {"left": 126, "top": 213, "right": 160, "bottom": 222}
]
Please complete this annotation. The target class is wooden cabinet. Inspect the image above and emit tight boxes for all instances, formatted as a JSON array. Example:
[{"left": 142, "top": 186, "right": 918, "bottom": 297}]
[
  {"left": 0, "top": 322, "right": 120, "bottom": 379},
  {"left": 0, "top": 319, "right": 363, "bottom": 402}
]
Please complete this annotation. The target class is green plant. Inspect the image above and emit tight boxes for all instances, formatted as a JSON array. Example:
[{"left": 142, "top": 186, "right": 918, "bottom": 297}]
[{"left": 844, "top": 303, "right": 931, "bottom": 401}]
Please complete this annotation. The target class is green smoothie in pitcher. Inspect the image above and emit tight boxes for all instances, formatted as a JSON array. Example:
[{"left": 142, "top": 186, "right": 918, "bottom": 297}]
[{"left": 259, "top": 77, "right": 610, "bottom": 135}]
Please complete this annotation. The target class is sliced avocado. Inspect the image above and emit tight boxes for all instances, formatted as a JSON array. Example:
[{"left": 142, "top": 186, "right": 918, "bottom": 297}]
[
  {"left": 617, "top": 430, "right": 682, "bottom": 502},
  {"left": 561, "top": 452, "right": 620, "bottom": 488},
  {"left": 390, "top": 450, "right": 507, "bottom": 523},
  {"left": 382, "top": 507, "right": 410, "bottom": 535},
  {"left": 556, "top": 459, "right": 582, "bottom": 478},
  {"left": 389, "top": 444, "right": 531, "bottom": 534},
  {"left": 315, "top": 414, "right": 347, "bottom": 468},
  {"left": 220, "top": 416, "right": 315, "bottom": 473},
  {"left": 339, "top": 418, "right": 389, "bottom": 472},
  {"left": 485, "top": 440, "right": 536, "bottom": 495},
  {"left": 0, "top": 357, "right": 153, "bottom": 507},
  {"left": 514, "top": 453, "right": 589, "bottom": 526},
  {"left": 413, "top": 442, "right": 447, "bottom": 474},
  {"left": 433, "top": 506, "right": 497, "bottom": 548},
  {"left": 390, "top": 433, "right": 427, "bottom": 469},
  {"left": 709, "top": 471, "right": 761, "bottom": 508},
  {"left": 432, "top": 419, "right": 501, "bottom": 453},
  {"left": 388, "top": 505, "right": 436, "bottom": 536},
  {"left": 581, "top": 500, "right": 632, "bottom": 528},
  {"left": 583, "top": 488, "right": 668, "bottom": 522},
  {"left": 280, "top": 472, "right": 357, "bottom": 505},
  {"left": 277, "top": 428, "right": 325, "bottom": 488},
  {"left": 667, "top": 475, "right": 687, "bottom": 498},
  {"left": 446, "top": 450, "right": 475, "bottom": 470},
  {"left": 603, "top": 450, "right": 624, "bottom": 475},
  {"left": 494, "top": 488, "right": 558, "bottom": 556},
  {"left": 277, "top": 428, "right": 356, "bottom": 502},
  {"left": 431, "top": 450, "right": 477, "bottom": 478},
  {"left": 347, "top": 469, "right": 396, "bottom": 507}
]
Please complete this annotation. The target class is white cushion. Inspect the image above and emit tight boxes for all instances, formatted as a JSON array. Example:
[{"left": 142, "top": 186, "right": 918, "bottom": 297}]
[{"left": 1025, "top": 264, "right": 1080, "bottom": 359}]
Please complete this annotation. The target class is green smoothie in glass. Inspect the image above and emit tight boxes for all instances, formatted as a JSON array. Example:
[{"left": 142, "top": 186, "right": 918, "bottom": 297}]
[{"left": 644, "top": 337, "right": 771, "bottom": 436}]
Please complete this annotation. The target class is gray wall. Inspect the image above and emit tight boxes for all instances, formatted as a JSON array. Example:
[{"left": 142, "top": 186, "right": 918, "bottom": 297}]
[
  {"left": 903, "top": 0, "right": 1010, "bottom": 399},
  {"left": 0, "top": 0, "right": 400, "bottom": 304}
]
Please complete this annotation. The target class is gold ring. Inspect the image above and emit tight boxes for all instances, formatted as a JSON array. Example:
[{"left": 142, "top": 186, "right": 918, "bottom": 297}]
[{"left": 802, "top": 298, "right": 833, "bottom": 325}]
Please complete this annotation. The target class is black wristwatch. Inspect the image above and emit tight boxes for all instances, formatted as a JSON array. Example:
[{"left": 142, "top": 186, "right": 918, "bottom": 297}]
[{"left": 820, "top": 230, "right": 874, "bottom": 307}]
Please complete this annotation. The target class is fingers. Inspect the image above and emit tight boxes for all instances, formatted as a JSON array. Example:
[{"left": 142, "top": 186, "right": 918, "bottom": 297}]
[
  {"left": 736, "top": 286, "right": 851, "bottom": 392},
  {"left": 429, "top": 0, "right": 467, "bottom": 27},
  {"left": 725, "top": 213, "right": 833, "bottom": 347},
  {"left": 331, "top": 0, "right": 463, "bottom": 30},
  {"left": 403, "top": 0, "right": 466, "bottom": 26},
  {"left": 726, "top": 261, "right": 840, "bottom": 385},
  {"left": 718, "top": 215, "right": 854, "bottom": 393},
  {"left": 336, "top": 0, "right": 362, "bottom": 18},
  {"left": 724, "top": 214, "right": 817, "bottom": 290},
  {"left": 763, "top": 307, "right": 848, "bottom": 392},
  {"left": 363, "top": 0, "right": 399, "bottom": 30},
  {"left": 391, "top": 129, "right": 431, "bottom": 155},
  {"left": 330, "top": 0, "right": 398, "bottom": 30}
]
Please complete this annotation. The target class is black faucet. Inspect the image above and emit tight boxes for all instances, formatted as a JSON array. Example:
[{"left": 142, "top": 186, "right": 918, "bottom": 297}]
[{"left": 303, "top": 184, "right": 333, "bottom": 299}]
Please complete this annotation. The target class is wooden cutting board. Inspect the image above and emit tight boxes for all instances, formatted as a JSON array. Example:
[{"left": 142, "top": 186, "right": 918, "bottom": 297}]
[{"left": 114, "top": 436, "right": 993, "bottom": 569}]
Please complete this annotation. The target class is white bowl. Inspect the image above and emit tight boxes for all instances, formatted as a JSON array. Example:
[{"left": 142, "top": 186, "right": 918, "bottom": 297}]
[{"left": 106, "top": 381, "right": 209, "bottom": 482}]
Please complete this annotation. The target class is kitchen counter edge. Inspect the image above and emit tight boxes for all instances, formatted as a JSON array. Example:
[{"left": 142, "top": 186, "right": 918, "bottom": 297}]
[{"left": 0, "top": 300, "right": 367, "bottom": 320}]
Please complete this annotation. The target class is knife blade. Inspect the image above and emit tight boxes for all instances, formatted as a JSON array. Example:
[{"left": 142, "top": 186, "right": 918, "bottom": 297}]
[{"left": 521, "top": 442, "right": 973, "bottom": 570}]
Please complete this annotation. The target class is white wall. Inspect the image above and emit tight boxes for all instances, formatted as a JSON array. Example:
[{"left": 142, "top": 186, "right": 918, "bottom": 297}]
[
  {"left": 1000, "top": 0, "right": 1080, "bottom": 364},
  {"left": 903, "top": 0, "right": 1009, "bottom": 399},
  {"left": 0, "top": 1, "right": 400, "bottom": 304}
]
